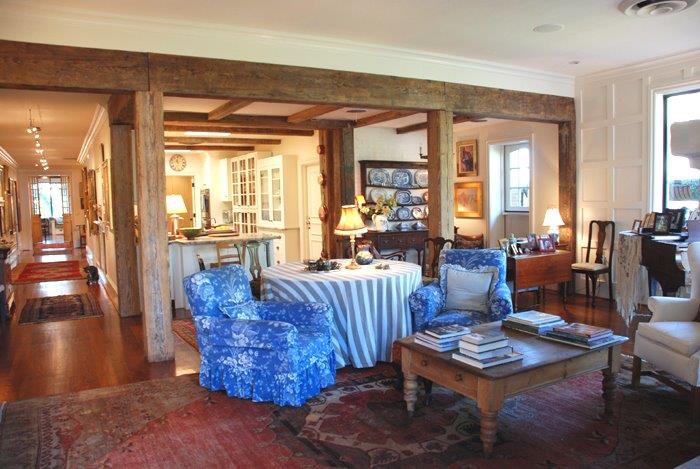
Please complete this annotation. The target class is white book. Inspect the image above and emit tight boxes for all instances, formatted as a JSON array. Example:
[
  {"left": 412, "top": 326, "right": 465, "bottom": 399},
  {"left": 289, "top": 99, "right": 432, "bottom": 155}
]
[
  {"left": 459, "top": 329, "right": 507, "bottom": 346},
  {"left": 507, "top": 310, "right": 562, "bottom": 326},
  {"left": 458, "top": 339, "right": 510, "bottom": 353},
  {"left": 458, "top": 345, "right": 513, "bottom": 360},
  {"left": 415, "top": 337, "right": 460, "bottom": 352},
  {"left": 416, "top": 332, "right": 464, "bottom": 345},
  {"left": 423, "top": 324, "right": 471, "bottom": 339},
  {"left": 452, "top": 351, "right": 524, "bottom": 369}
]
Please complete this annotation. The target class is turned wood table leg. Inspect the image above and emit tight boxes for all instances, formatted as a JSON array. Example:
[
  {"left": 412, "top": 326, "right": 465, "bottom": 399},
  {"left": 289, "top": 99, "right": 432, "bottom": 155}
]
[
  {"left": 631, "top": 356, "right": 642, "bottom": 389},
  {"left": 602, "top": 368, "right": 617, "bottom": 418},
  {"left": 480, "top": 410, "right": 499, "bottom": 458},
  {"left": 404, "top": 372, "right": 418, "bottom": 417}
]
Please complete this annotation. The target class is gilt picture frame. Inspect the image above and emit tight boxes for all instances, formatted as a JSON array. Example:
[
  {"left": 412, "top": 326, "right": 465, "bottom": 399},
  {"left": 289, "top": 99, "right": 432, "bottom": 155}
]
[
  {"left": 454, "top": 181, "right": 483, "bottom": 218},
  {"left": 456, "top": 139, "right": 478, "bottom": 177}
]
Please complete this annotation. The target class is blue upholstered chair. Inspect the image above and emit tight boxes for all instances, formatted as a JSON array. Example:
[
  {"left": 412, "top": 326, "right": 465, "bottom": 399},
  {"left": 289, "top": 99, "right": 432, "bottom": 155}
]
[
  {"left": 409, "top": 249, "right": 513, "bottom": 331},
  {"left": 183, "top": 265, "right": 336, "bottom": 407}
]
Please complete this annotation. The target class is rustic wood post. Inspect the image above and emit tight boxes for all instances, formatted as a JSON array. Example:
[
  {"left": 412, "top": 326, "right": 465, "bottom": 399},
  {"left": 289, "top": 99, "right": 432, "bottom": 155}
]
[
  {"left": 134, "top": 90, "right": 174, "bottom": 362},
  {"left": 109, "top": 123, "right": 141, "bottom": 317},
  {"left": 558, "top": 121, "right": 576, "bottom": 258},
  {"left": 427, "top": 109, "right": 455, "bottom": 240}
]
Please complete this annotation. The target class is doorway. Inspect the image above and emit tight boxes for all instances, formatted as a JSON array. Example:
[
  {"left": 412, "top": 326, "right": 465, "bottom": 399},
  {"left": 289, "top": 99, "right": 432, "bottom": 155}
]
[
  {"left": 30, "top": 175, "right": 73, "bottom": 246},
  {"left": 166, "top": 176, "right": 195, "bottom": 230},
  {"left": 302, "top": 163, "right": 323, "bottom": 259}
]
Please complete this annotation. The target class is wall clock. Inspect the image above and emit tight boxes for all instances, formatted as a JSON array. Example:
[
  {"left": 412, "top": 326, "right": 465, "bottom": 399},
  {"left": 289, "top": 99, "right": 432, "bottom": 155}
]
[{"left": 169, "top": 153, "right": 187, "bottom": 171}]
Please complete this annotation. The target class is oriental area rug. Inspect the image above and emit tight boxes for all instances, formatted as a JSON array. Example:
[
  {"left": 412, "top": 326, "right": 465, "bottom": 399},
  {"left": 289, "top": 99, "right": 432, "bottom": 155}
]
[
  {"left": 18, "top": 294, "right": 102, "bottom": 325},
  {"left": 0, "top": 362, "right": 697, "bottom": 467},
  {"left": 12, "top": 260, "right": 84, "bottom": 284}
]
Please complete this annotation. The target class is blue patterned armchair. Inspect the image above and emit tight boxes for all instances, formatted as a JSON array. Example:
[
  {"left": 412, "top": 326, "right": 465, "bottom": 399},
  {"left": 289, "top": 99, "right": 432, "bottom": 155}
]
[
  {"left": 409, "top": 249, "right": 513, "bottom": 331},
  {"left": 183, "top": 265, "right": 336, "bottom": 406}
]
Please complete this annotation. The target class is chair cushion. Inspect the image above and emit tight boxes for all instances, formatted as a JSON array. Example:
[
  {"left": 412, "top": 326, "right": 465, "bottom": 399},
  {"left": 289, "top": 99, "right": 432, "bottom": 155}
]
[
  {"left": 439, "top": 264, "right": 498, "bottom": 312},
  {"left": 571, "top": 262, "right": 608, "bottom": 271},
  {"left": 637, "top": 321, "right": 700, "bottom": 356},
  {"left": 220, "top": 300, "right": 261, "bottom": 320}
]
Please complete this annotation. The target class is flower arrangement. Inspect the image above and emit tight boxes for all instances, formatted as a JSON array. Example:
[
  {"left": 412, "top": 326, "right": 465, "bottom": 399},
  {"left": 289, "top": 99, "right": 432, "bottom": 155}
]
[{"left": 360, "top": 195, "right": 396, "bottom": 216}]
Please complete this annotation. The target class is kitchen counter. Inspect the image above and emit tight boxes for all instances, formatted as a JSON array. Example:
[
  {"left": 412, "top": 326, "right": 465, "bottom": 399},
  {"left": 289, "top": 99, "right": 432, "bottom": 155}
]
[{"left": 169, "top": 233, "right": 280, "bottom": 245}]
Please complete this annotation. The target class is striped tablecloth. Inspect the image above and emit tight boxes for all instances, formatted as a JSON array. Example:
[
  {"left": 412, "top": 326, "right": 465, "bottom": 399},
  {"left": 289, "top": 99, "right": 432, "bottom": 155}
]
[{"left": 261, "top": 260, "right": 422, "bottom": 368}]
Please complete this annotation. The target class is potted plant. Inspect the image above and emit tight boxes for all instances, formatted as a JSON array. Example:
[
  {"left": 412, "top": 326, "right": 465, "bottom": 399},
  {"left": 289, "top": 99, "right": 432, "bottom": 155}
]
[{"left": 360, "top": 195, "right": 396, "bottom": 232}]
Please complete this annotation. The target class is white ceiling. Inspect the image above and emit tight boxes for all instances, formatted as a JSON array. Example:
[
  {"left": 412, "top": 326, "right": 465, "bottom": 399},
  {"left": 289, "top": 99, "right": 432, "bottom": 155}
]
[{"left": 19, "top": 0, "right": 700, "bottom": 76}]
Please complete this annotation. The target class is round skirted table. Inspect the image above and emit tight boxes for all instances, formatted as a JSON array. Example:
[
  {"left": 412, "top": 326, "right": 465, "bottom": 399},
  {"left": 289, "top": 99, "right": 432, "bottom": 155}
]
[{"left": 261, "top": 260, "right": 422, "bottom": 368}]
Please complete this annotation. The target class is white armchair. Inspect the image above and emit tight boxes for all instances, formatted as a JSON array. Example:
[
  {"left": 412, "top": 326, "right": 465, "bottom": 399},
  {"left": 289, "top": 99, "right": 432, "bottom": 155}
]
[{"left": 633, "top": 243, "right": 700, "bottom": 421}]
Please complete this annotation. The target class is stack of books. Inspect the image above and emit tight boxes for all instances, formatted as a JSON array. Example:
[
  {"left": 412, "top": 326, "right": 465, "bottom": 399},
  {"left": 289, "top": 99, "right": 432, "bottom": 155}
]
[
  {"left": 451, "top": 329, "right": 523, "bottom": 369},
  {"left": 414, "top": 324, "right": 472, "bottom": 352},
  {"left": 502, "top": 310, "right": 566, "bottom": 335},
  {"left": 542, "top": 323, "right": 621, "bottom": 349}
]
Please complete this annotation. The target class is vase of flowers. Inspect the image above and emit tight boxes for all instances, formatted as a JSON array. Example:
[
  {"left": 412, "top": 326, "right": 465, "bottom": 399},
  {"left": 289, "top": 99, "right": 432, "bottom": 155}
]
[{"left": 360, "top": 195, "right": 396, "bottom": 232}]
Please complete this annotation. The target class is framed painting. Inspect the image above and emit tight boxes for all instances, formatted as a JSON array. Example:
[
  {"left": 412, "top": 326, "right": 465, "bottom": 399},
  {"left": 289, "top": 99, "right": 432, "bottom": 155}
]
[
  {"left": 454, "top": 182, "right": 483, "bottom": 218},
  {"left": 456, "top": 139, "right": 478, "bottom": 177}
]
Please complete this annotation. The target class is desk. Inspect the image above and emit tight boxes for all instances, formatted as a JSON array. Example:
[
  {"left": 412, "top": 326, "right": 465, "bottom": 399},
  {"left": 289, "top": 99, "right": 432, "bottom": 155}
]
[
  {"left": 507, "top": 250, "right": 572, "bottom": 311},
  {"left": 261, "top": 260, "right": 421, "bottom": 368}
]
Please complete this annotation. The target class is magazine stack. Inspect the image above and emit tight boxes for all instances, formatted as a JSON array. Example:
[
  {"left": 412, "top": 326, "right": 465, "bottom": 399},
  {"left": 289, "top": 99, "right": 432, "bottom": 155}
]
[{"left": 502, "top": 310, "right": 566, "bottom": 335}]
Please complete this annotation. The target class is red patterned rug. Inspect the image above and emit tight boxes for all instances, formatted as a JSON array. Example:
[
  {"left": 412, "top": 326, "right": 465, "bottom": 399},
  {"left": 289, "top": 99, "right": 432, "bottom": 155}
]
[
  {"left": 172, "top": 319, "right": 198, "bottom": 350},
  {"left": 12, "top": 261, "right": 84, "bottom": 284},
  {"left": 19, "top": 294, "right": 102, "bottom": 324},
  {"left": 33, "top": 242, "right": 72, "bottom": 254},
  {"left": 0, "top": 362, "right": 697, "bottom": 467}
]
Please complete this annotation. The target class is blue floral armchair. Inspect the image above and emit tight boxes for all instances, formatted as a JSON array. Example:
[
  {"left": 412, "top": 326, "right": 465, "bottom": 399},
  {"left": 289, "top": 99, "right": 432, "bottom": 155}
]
[
  {"left": 183, "top": 265, "right": 336, "bottom": 406},
  {"left": 409, "top": 249, "right": 513, "bottom": 331}
]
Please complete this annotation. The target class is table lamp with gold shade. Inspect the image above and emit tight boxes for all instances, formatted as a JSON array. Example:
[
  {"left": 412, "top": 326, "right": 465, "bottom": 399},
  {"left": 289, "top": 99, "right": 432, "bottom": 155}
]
[
  {"left": 335, "top": 204, "right": 368, "bottom": 269},
  {"left": 166, "top": 194, "right": 188, "bottom": 235}
]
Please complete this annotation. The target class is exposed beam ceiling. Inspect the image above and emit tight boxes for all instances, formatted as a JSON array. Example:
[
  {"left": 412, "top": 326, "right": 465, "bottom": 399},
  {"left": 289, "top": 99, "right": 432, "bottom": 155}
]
[
  {"left": 164, "top": 125, "right": 314, "bottom": 136},
  {"left": 287, "top": 105, "right": 342, "bottom": 123},
  {"left": 395, "top": 115, "right": 485, "bottom": 134},
  {"left": 164, "top": 137, "right": 280, "bottom": 145},
  {"left": 164, "top": 111, "right": 348, "bottom": 130},
  {"left": 356, "top": 111, "right": 418, "bottom": 127},
  {"left": 207, "top": 99, "right": 255, "bottom": 120},
  {"left": 165, "top": 145, "right": 255, "bottom": 151}
]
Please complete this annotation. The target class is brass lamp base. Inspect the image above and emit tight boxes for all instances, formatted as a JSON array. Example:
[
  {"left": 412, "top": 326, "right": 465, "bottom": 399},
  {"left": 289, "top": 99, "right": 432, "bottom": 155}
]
[
  {"left": 345, "top": 234, "right": 361, "bottom": 269},
  {"left": 345, "top": 259, "right": 361, "bottom": 269}
]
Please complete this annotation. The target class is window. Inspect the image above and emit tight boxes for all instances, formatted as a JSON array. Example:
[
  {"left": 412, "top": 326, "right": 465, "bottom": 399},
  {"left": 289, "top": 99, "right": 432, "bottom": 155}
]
[
  {"left": 663, "top": 89, "right": 700, "bottom": 211},
  {"left": 504, "top": 142, "right": 530, "bottom": 212}
]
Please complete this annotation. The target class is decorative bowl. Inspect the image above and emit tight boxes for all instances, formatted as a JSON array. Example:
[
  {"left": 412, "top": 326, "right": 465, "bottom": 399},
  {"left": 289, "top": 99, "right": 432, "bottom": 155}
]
[
  {"left": 179, "top": 227, "right": 203, "bottom": 240},
  {"left": 355, "top": 250, "right": 374, "bottom": 265}
]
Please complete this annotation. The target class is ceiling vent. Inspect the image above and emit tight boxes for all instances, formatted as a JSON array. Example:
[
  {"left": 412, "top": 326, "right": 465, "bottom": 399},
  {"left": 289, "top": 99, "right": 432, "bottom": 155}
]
[{"left": 619, "top": 0, "right": 697, "bottom": 17}]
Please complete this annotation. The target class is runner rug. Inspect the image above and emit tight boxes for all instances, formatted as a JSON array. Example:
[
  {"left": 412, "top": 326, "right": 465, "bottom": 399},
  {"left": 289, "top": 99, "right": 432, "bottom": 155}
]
[
  {"left": 12, "top": 260, "right": 84, "bottom": 284},
  {"left": 33, "top": 242, "right": 72, "bottom": 255},
  {"left": 0, "top": 360, "right": 697, "bottom": 467},
  {"left": 18, "top": 294, "right": 102, "bottom": 325},
  {"left": 172, "top": 319, "right": 198, "bottom": 350}
]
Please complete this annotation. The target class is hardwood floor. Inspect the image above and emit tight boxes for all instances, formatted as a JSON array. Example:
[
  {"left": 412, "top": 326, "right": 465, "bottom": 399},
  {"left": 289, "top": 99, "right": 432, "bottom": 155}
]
[
  {"left": 0, "top": 249, "right": 199, "bottom": 402},
  {"left": 0, "top": 251, "right": 638, "bottom": 402}
]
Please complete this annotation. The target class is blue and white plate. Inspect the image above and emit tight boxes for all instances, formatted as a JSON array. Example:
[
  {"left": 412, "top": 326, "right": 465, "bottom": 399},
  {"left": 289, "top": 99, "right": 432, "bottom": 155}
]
[
  {"left": 411, "top": 195, "right": 423, "bottom": 205},
  {"left": 396, "top": 207, "right": 411, "bottom": 220},
  {"left": 391, "top": 169, "right": 413, "bottom": 188},
  {"left": 368, "top": 168, "right": 390, "bottom": 187},
  {"left": 395, "top": 190, "right": 412, "bottom": 206},
  {"left": 412, "top": 207, "right": 423, "bottom": 219},
  {"left": 414, "top": 169, "right": 428, "bottom": 188}
]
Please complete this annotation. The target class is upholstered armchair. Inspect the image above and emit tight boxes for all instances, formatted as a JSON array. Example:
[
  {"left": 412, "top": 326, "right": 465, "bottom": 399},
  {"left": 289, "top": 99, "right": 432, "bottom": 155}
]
[
  {"left": 409, "top": 248, "right": 513, "bottom": 331},
  {"left": 183, "top": 265, "right": 336, "bottom": 407},
  {"left": 633, "top": 242, "right": 700, "bottom": 420}
]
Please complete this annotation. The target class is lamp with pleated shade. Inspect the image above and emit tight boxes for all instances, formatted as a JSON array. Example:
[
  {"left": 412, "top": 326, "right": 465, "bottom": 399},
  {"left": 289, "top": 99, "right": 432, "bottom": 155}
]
[
  {"left": 542, "top": 206, "right": 565, "bottom": 244},
  {"left": 166, "top": 194, "right": 188, "bottom": 235},
  {"left": 335, "top": 204, "right": 368, "bottom": 269}
]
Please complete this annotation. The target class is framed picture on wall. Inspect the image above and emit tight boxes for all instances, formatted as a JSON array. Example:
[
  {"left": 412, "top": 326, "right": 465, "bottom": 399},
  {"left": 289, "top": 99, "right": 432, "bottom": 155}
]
[
  {"left": 454, "top": 181, "right": 483, "bottom": 218},
  {"left": 456, "top": 139, "right": 478, "bottom": 177}
]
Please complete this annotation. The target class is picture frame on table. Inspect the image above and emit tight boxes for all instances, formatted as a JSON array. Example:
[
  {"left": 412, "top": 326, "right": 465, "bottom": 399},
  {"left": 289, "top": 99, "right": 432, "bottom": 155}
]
[
  {"left": 455, "top": 139, "right": 478, "bottom": 177},
  {"left": 653, "top": 212, "right": 670, "bottom": 234},
  {"left": 641, "top": 212, "right": 655, "bottom": 233},
  {"left": 454, "top": 182, "right": 483, "bottom": 218},
  {"left": 537, "top": 235, "right": 556, "bottom": 252},
  {"left": 498, "top": 238, "right": 510, "bottom": 253},
  {"left": 631, "top": 219, "right": 642, "bottom": 233},
  {"left": 664, "top": 208, "right": 687, "bottom": 232},
  {"left": 509, "top": 243, "right": 521, "bottom": 256}
]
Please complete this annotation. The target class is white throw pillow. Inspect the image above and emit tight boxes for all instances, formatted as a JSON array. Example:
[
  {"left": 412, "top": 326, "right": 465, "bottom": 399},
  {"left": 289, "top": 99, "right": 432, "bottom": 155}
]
[{"left": 439, "top": 264, "right": 498, "bottom": 312}]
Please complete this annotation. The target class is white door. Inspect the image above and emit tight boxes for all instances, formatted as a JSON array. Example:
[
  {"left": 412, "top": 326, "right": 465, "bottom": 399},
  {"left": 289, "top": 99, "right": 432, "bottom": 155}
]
[{"left": 304, "top": 164, "right": 323, "bottom": 259}]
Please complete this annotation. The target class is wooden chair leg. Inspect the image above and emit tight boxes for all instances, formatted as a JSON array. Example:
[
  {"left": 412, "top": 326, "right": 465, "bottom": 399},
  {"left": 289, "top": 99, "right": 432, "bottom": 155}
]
[
  {"left": 591, "top": 274, "right": 598, "bottom": 308},
  {"left": 608, "top": 273, "right": 614, "bottom": 308},
  {"left": 585, "top": 274, "right": 590, "bottom": 298},
  {"left": 692, "top": 385, "right": 700, "bottom": 423},
  {"left": 631, "top": 356, "right": 642, "bottom": 389}
]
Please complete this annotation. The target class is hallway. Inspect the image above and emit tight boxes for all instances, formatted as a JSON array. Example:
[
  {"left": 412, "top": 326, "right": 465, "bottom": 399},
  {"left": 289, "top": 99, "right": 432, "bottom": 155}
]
[{"left": 0, "top": 249, "right": 199, "bottom": 401}]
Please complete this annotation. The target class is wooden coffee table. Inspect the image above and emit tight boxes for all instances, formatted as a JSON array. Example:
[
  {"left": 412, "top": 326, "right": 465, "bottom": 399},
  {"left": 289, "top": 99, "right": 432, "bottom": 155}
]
[{"left": 397, "top": 330, "right": 627, "bottom": 457}]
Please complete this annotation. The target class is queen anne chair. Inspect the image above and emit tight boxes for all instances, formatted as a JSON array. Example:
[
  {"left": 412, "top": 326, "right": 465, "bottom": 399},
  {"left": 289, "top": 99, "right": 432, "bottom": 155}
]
[
  {"left": 183, "top": 265, "right": 336, "bottom": 407},
  {"left": 409, "top": 248, "right": 513, "bottom": 331}
]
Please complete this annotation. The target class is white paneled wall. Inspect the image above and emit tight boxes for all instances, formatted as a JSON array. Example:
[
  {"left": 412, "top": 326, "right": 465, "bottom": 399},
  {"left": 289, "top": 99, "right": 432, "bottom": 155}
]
[{"left": 575, "top": 51, "right": 700, "bottom": 297}]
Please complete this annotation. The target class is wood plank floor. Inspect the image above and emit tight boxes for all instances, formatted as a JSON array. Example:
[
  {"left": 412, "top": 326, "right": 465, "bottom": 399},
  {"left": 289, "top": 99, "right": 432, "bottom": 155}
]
[
  {"left": 0, "top": 249, "right": 199, "bottom": 402},
  {"left": 0, "top": 251, "right": 638, "bottom": 402}
]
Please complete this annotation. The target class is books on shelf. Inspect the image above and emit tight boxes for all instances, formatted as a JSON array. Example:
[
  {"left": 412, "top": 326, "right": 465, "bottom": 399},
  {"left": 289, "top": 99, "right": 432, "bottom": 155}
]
[
  {"left": 452, "top": 351, "right": 523, "bottom": 369},
  {"left": 414, "top": 324, "right": 472, "bottom": 352},
  {"left": 423, "top": 324, "right": 471, "bottom": 340}
]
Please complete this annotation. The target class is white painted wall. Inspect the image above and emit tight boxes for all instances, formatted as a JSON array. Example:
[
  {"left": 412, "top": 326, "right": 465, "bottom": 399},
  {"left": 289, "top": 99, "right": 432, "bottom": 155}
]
[{"left": 575, "top": 51, "right": 700, "bottom": 297}]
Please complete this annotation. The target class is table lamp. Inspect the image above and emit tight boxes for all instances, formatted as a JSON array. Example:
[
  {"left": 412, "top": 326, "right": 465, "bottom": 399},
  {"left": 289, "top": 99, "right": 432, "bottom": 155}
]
[
  {"left": 335, "top": 204, "right": 368, "bottom": 269},
  {"left": 542, "top": 206, "right": 565, "bottom": 244},
  {"left": 166, "top": 194, "right": 188, "bottom": 235}
]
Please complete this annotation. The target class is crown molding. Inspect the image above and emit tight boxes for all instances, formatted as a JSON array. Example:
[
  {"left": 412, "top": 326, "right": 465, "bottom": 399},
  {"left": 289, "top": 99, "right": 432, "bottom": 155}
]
[
  {"left": 0, "top": 1, "right": 574, "bottom": 97},
  {"left": 77, "top": 104, "right": 108, "bottom": 165},
  {"left": 0, "top": 145, "right": 18, "bottom": 168},
  {"left": 577, "top": 49, "right": 700, "bottom": 83}
]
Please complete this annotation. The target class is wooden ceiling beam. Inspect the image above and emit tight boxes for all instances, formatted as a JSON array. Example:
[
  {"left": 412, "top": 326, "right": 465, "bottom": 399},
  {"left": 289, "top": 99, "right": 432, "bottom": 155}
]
[
  {"left": 164, "top": 124, "right": 314, "bottom": 136},
  {"left": 165, "top": 145, "right": 255, "bottom": 151},
  {"left": 164, "top": 111, "right": 348, "bottom": 130},
  {"left": 165, "top": 137, "right": 280, "bottom": 145},
  {"left": 287, "top": 105, "right": 342, "bottom": 123},
  {"left": 207, "top": 99, "right": 255, "bottom": 120},
  {"left": 395, "top": 115, "right": 482, "bottom": 134},
  {"left": 355, "top": 111, "right": 418, "bottom": 127}
]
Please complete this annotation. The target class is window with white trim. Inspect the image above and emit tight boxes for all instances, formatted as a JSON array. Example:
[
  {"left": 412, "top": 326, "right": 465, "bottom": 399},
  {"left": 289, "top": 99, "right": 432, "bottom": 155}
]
[{"left": 504, "top": 142, "right": 530, "bottom": 212}]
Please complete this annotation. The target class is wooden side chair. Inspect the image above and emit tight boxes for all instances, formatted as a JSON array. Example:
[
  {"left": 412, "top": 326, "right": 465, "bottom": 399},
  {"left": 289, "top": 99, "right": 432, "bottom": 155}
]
[
  {"left": 420, "top": 237, "right": 454, "bottom": 283},
  {"left": 454, "top": 233, "right": 485, "bottom": 249},
  {"left": 572, "top": 220, "right": 615, "bottom": 307},
  {"left": 211, "top": 241, "right": 243, "bottom": 269}
]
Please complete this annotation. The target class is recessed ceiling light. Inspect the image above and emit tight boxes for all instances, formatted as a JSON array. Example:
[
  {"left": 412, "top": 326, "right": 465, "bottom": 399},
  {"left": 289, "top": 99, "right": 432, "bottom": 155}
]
[
  {"left": 346, "top": 109, "right": 367, "bottom": 114},
  {"left": 619, "top": 0, "right": 696, "bottom": 17},
  {"left": 533, "top": 23, "right": 564, "bottom": 33}
]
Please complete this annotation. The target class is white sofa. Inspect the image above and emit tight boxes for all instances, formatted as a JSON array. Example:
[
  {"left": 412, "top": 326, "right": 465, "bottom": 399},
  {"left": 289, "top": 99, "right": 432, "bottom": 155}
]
[{"left": 633, "top": 243, "right": 700, "bottom": 421}]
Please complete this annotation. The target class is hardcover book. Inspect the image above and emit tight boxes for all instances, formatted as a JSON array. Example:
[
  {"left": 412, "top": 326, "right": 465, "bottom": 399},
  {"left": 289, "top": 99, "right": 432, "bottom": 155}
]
[
  {"left": 459, "top": 329, "right": 507, "bottom": 345},
  {"left": 506, "top": 311, "right": 562, "bottom": 326},
  {"left": 452, "top": 351, "right": 523, "bottom": 369},
  {"left": 423, "top": 324, "right": 472, "bottom": 339},
  {"left": 552, "top": 323, "right": 612, "bottom": 339}
]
